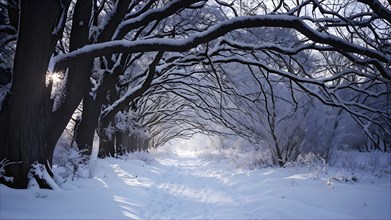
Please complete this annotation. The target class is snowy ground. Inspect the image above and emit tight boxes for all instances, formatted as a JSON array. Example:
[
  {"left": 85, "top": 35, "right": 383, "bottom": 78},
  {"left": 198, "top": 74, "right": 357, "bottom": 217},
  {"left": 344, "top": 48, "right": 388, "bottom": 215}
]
[{"left": 1, "top": 139, "right": 390, "bottom": 219}]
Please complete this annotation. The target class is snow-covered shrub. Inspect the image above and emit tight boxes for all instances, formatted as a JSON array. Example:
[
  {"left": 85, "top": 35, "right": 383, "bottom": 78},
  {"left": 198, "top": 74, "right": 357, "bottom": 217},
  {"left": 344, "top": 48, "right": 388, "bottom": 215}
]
[
  {"left": 284, "top": 152, "right": 328, "bottom": 178},
  {"left": 329, "top": 150, "right": 391, "bottom": 174},
  {"left": 118, "top": 151, "right": 156, "bottom": 165},
  {"left": 327, "top": 170, "right": 359, "bottom": 185},
  {"left": 149, "top": 144, "right": 173, "bottom": 159},
  {"left": 231, "top": 148, "right": 274, "bottom": 169},
  {"left": 326, "top": 151, "right": 391, "bottom": 183},
  {"left": 188, "top": 135, "right": 226, "bottom": 162},
  {"left": 53, "top": 145, "right": 92, "bottom": 180},
  {"left": 198, "top": 136, "right": 274, "bottom": 169},
  {"left": 292, "top": 153, "right": 327, "bottom": 168},
  {"left": 230, "top": 139, "right": 274, "bottom": 169}
]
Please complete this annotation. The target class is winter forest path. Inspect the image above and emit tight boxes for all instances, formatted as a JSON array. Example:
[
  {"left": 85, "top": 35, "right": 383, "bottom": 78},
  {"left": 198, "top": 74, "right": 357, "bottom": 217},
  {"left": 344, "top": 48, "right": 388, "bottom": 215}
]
[
  {"left": 1, "top": 144, "right": 390, "bottom": 219},
  {"left": 74, "top": 147, "right": 390, "bottom": 219},
  {"left": 99, "top": 149, "right": 257, "bottom": 219}
]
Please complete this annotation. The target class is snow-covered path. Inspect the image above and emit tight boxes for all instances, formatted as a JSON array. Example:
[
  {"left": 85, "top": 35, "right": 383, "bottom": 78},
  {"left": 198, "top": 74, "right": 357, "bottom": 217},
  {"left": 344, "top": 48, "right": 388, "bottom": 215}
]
[
  {"left": 1, "top": 147, "right": 390, "bottom": 219},
  {"left": 137, "top": 153, "right": 257, "bottom": 219}
]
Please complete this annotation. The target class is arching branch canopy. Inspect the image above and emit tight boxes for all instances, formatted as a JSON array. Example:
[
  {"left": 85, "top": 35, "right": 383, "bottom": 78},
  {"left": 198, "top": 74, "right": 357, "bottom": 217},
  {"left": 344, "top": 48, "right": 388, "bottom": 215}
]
[{"left": 51, "top": 14, "right": 391, "bottom": 80}]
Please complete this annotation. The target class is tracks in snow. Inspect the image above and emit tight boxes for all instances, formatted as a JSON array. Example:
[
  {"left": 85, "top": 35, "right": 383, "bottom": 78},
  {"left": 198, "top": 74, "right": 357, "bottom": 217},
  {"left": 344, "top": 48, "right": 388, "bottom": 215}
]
[{"left": 143, "top": 155, "right": 227, "bottom": 219}]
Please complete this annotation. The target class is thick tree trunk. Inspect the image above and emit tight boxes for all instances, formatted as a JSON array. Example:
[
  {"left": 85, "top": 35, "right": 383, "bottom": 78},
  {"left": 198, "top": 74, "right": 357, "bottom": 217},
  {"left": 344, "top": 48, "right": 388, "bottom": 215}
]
[
  {"left": 46, "top": 0, "right": 93, "bottom": 161},
  {"left": 97, "top": 85, "right": 121, "bottom": 158},
  {"left": 98, "top": 133, "right": 115, "bottom": 158},
  {"left": 74, "top": 70, "right": 118, "bottom": 155},
  {"left": 115, "top": 131, "right": 127, "bottom": 155},
  {"left": 74, "top": 97, "right": 100, "bottom": 154},
  {"left": 96, "top": 89, "right": 118, "bottom": 158},
  {"left": 0, "top": 0, "right": 61, "bottom": 188},
  {"left": 72, "top": 0, "right": 131, "bottom": 156}
]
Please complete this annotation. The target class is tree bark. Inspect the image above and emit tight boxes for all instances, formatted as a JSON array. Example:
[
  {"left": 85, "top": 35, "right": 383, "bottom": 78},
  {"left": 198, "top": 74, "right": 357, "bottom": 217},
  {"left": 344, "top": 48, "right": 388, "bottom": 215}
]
[
  {"left": 74, "top": 66, "right": 119, "bottom": 154},
  {"left": 0, "top": 0, "right": 62, "bottom": 188},
  {"left": 46, "top": 0, "right": 93, "bottom": 161},
  {"left": 98, "top": 130, "right": 115, "bottom": 158},
  {"left": 72, "top": 0, "right": 131, "bottom": 156}
]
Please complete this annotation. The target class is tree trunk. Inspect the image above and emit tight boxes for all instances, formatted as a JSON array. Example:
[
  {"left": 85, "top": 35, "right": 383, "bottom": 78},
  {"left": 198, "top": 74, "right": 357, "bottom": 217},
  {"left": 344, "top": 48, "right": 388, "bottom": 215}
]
[
  {"left": 98, "top": 133, "right": 115, "bottom": 158},
  {"left": 74, "top": 96, "right": 101, "bottom": 154},
  {"left": 0, "top": 0, "right": 62, "bottom": 188},
  {"left": 46, "top": 0, "right": 93, "bottom": 161},
  {"left": 97, "top": 83, "right": 121, "bottom": 158},
  {"left": 96, "top": 86, "right": 118, "bottom": 158},
  {"left": 72, "top": 0, "right": 131, "bottom": 156},
  {"left": 115, "top": 131, "right": 127, "bottom": 155},
  {"left": 74, "top": 68, "right": 119, "bottom": 155}
]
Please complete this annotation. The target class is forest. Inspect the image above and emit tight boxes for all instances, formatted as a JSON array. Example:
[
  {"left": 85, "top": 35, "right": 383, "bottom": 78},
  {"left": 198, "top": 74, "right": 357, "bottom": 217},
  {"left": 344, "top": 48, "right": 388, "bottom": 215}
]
[{"left": 0, "top": 0, "right": 390, "bottom": 219}]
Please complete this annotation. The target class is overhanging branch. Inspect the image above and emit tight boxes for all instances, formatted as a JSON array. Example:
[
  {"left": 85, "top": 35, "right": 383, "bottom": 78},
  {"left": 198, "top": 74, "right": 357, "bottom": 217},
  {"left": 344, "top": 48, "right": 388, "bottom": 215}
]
[{"left": 51, "top": 15, "right": 391, "bottom": 80}]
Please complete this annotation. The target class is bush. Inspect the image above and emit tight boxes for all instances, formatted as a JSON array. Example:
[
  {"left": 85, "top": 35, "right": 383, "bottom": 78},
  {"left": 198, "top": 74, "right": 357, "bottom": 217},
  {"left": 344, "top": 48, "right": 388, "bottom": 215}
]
[
  {"left": 53, "top": 145, "right": 93, "bottom": 180},
  {"left": 118, "top": 150, "right": 155, "bottom": 165},
  {"left": 329, "top": 150, "right": 391, "bottom": 173}
]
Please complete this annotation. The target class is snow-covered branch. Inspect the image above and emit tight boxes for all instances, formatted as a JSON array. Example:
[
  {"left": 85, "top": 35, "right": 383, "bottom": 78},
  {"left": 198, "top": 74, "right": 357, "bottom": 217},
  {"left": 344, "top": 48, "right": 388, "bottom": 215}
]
[
  {"left": 99, "top": 51, "right": 164, "bottom": 127},
  {"left": 51, "top": 14, "right": 391, "bottom": 80}
]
